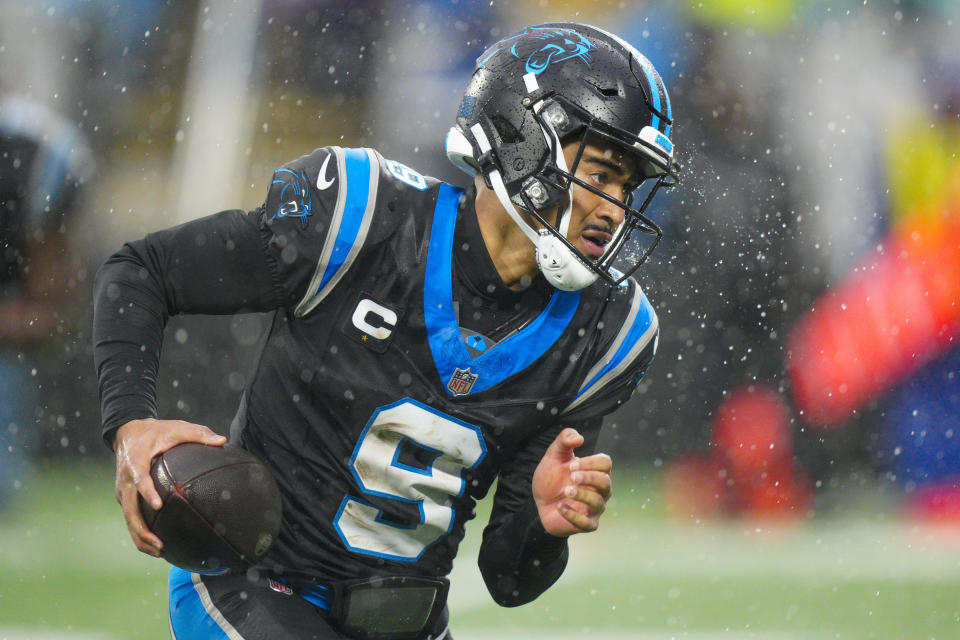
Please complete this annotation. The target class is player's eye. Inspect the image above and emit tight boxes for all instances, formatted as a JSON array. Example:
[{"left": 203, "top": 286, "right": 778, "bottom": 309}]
[{"left": 588, "top": 172, "right": 608, "bottom": 185}]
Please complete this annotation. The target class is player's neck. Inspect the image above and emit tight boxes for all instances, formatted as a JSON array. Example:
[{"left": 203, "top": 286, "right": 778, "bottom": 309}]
[{"left": 473, "top": 178, "right": 539, "bottom": 290}]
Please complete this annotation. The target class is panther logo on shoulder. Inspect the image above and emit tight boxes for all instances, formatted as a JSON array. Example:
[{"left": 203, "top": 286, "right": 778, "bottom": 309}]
[
  {"left": 272, "top": 168, "right": 314, "bottom": 228},
  {"left": 478, "top": 26, "right": 595, "bottom": 76}
]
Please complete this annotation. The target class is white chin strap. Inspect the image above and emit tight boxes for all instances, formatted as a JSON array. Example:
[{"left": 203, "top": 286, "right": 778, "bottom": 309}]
[
  {"left": 534, "top": 231, "right": 599, "bottom": 291},
  {"left": 468, "top": 120, "right": 599, "bottom": 292}
]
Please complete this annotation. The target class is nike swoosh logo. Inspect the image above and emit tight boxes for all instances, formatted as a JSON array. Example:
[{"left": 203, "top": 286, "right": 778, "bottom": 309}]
[{"left": 316, "top": 153, "right": 336, "bottom": 190}]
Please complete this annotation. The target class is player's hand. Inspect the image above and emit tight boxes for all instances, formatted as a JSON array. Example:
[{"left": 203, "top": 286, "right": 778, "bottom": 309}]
[
  {"left": 532, "top": 428, "right": 612, "bottom": 538},
  {"left": 113, "top": 418, "right": 226, "bottom": 557}
]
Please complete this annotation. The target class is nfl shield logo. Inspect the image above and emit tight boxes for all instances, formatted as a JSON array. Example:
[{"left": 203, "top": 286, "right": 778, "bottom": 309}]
[
  {"left": 447, "top": 368, "right": 478, "bottom": 396},
  {"left": 268, "top": 579, "right": 293, "bottom": 595}
]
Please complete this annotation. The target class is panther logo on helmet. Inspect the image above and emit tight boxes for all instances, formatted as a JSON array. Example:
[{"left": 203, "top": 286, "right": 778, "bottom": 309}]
[{"left": 478, "top": 27, "right": 595, "bottom": 76}]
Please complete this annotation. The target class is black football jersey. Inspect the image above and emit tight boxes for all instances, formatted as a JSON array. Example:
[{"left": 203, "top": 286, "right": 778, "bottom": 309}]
[
  {"left": 236, "top": 146, "right": 660, "bottom": 581},
  {"left": 94, "top": 144, "right": 659, "bottom": 591}
]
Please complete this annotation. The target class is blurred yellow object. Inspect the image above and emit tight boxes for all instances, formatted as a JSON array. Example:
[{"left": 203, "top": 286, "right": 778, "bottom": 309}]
[
  {"left": 885, "top": 112, "right": 960, "bottom": 224},
  {"left": 682, "top": 0, "right": 797, "bottom": 32},
  {"left": 503, "top": 0, "right": 623, "bottom": 25}
]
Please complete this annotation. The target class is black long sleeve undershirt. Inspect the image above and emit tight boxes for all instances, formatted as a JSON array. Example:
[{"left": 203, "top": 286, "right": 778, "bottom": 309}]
[{"left": 478, "top": 499, "right": 570, "bottom": 606}]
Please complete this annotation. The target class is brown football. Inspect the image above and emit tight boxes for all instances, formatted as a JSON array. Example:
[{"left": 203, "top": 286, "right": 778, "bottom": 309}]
[{"left": 138, "top": 443, "right": 282, "bottom": 572}]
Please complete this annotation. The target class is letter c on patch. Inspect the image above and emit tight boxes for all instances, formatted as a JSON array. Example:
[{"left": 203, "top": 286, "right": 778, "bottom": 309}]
[{"left": 352, "top": 298, "right": 397, "bottom": 340}]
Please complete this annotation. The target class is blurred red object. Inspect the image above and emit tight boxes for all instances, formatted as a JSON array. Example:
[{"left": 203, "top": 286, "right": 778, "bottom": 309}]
[
  {"left": 713, "top": 385, "right": 811, "bottom": 520},
  {"left": 734, "top": 464, "right": 812, "bottom": 520},
  {"left": 664, "top": 384, "right": 812, "bottom": 522},
  {"left": 904, "top": 482, "right": 960, "bottom": 524},
  {"left": 662, "top": 453, "right": 726, "bottom": 520},
  {"left": 787, "top": 215, "right": 960, "bottom": 427},
  {"left": 713, "top": 384, "right": 792, "bottom": 475}
]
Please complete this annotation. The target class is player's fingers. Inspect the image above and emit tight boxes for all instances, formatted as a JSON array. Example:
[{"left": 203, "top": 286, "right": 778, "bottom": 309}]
[
  {"left": 118, "top": 483, "right": 163, "bottom": 555},
  {"left": 117, "top": 443, "right": 163, "bottom": 510},
  {"left": 563, "top": 485, "right": 607, "bottom": 514},
  {"left": 134, "top": 468, "right": 163, "bottom": 511},
  {"left": 189, "top": 423, "right": 227, "bottom": 446},
  {"left": 558, "top": 502, "right": 599, "bottom": 532},
  {"left": 162, "top": 421, "right": 226, "bottom": 451},
  {"left": 559, "top": 427, "right": 584, "bottom": 449},
  {"left": 570, "top": 470, "right": 612, "bottom": 498},
  {"left": 571, "top": 452, "right": 612, "bottom": 473}
]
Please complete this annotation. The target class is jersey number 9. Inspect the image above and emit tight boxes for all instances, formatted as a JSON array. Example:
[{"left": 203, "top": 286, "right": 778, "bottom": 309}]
[{"left": 334, "top": 398, "right": 487, "bottom": 561}]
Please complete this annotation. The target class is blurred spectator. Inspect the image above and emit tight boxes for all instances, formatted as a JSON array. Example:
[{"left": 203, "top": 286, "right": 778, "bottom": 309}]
[
  {"left": 0, "top": 95, "right": 93, "bottom": 507},
  {"left": 369, "top": 0, "right": 502, "bottom": 183},
  {"left": 0, "top": 0, "right": 177, "bottom": 149},
  {"left": 872, "top": 36, "right": 960, "bottom": 516},
  {"left": 783, "top": 6, "right": 960, "bottom": 498}
]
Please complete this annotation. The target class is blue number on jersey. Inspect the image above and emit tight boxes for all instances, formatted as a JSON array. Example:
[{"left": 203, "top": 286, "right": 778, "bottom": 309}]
[{"left": 385, "top": 159, "right": 428, "bottom": 190}]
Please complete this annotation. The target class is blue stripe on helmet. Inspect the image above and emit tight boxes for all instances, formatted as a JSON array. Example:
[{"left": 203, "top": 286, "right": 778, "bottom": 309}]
[
  {"left": 588, "top": 25, "right": 672, "bottom": 137},
  {"left": 634, "top": 53, "right": 670, "bottom": 137}
]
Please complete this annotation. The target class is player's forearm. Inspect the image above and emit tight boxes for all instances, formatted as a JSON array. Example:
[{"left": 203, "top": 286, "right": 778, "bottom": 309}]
[
  {"left": 477, "top": 500, "right": 569, "bottom": 607},
  {"left": 93, "top": 244, "right": 170, "bottom": 446}
]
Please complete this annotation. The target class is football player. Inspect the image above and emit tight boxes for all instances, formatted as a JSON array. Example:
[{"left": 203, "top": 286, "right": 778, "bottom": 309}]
[
  {"left": 94, "top": 22, "right": 678, "bottom": 640},
  {"left": 0, "top": 95, "right": 92, "bottom": 509}
]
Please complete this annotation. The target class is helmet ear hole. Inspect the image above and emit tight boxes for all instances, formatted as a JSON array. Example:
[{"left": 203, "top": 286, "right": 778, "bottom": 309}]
[
  {"left": 491, "top": 115, "right": 524, "bottom": 144},
  {"left": 586, "top": 77, "right": 622, "bottom": 98}
]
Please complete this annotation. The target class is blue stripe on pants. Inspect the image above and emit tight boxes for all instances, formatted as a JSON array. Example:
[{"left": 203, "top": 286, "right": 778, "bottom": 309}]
[{"left": 168, "top": 567, "right": 232, "bottom": 640}]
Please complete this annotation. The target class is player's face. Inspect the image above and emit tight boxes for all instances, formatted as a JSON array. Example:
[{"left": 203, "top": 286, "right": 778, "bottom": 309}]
[{"left": 561, "top": 140, "right": 638, "bottom": 260}]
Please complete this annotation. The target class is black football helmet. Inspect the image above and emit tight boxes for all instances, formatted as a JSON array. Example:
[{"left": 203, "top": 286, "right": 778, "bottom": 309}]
[{"left": 446, "top": 22, "right": 679, "bottom": 290}]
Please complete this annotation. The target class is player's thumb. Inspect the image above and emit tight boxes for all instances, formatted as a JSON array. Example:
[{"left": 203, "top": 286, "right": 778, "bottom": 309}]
[
  {"left": 549, "top": 428, "right": 584, "bottom": 457},
  {"left": 201, "top": 430, "right": 228, "bottom": 446},
  {"left": 185, "top": 422, "right": 227, "bottom": 446}
]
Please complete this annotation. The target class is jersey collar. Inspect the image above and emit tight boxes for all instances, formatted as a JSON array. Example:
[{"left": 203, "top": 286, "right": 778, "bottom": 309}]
[{"left": 424, "top": 184, "right": 581, "bottom": 397}]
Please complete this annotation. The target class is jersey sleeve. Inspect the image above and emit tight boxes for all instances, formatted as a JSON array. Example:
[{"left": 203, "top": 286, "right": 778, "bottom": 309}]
[
  {"left": 263, "top": 146, "right": 382, "bottom": 317},
  {"left": 93, "top": 208, "right": 283, "bottom": 444},
  {"left": 476, "top": 418, "right": 601, "bottom": 606},
  {"left": 561, "top": 279, "right": 659, "bottom": 422}
]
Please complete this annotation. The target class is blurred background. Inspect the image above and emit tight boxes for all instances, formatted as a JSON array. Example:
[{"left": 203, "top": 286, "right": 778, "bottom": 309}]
[{"left": 1, "top": 0, "right": 959, "bottom": 638}]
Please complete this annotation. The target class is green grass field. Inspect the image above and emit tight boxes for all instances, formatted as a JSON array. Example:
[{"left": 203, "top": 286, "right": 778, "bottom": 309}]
[{"left": 1, "top": 462, "right": 958, "bottom": 639}]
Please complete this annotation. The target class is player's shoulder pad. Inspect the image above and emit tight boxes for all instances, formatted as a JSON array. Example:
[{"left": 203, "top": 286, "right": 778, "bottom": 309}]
[
  {"left": 267, "top": 145, "right": 356, "bottom": 232},
  {"left": 268, "top": 146, "right": 381, "bottom": 316},
  {"left": 377, "top": 153, "right": 435, "bottom": 193},
  {"left": 563, "top": 276, "right": 659, "bottom": 415},
  {"left": 274, "top": 147, "right": 441, "bottom": 317},
  {"left": 372, "top": 151, "right": 449, "bottom": 233}
]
